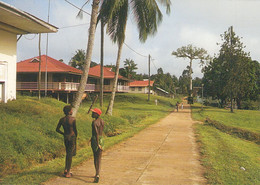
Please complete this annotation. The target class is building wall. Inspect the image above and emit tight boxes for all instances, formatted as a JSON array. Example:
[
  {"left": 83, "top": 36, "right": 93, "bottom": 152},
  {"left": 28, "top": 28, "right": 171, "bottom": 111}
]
[
  {"left": 0, "top": 30, "right": 17, "bottom": 103},
  {"left": 130, "top": 86, "right": 154, "bottom": 94}
]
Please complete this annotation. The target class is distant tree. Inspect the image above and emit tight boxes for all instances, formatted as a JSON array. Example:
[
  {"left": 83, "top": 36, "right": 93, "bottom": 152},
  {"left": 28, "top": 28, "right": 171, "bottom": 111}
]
[
  {"left": 69, "top": 49, "right": 86, "bottom": 71},
  {"left": 203, "top": 27, "right": 259, "bottom": 110},
  {"left": 152, "top": 68, "right": 175, "bottom": 94},
  {"left": 69, "top": 50, "right": 98, "bottom": 70},
  {"left": 123, "top": 59, "right": 137, "bottom": 79},
  {"left": 178, "top": 67, "right": 190, "bottom": 95},
  {"left": 172, "top": 44, "right": 210, "bottom": 97}
]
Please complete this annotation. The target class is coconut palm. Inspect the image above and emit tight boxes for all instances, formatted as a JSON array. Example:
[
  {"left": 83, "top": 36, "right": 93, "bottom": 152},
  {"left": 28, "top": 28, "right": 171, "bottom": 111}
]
[
  {"left": 71, "top": 0, "right": 100, "bottom": 117},
  {"left": 98, "top": 0, "right": 171, "bottom": 115},
  {"left": 124, "top": 58, "right": 138, "bottom": 79}
]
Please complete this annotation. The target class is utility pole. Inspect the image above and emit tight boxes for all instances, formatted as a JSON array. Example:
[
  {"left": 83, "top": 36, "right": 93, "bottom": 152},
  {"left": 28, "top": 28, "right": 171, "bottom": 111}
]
[
  {"left": 148, "top": 54, "right": 151, "bottom": 101},
  {"left": 230, "top": 26, "right": 234, "bottom": 113},
  {"left": 38, "top": 34, "right": 41, "bottom": 100},
  {"left": 45, "top": 0, "right": 50, "bottom": 97}
]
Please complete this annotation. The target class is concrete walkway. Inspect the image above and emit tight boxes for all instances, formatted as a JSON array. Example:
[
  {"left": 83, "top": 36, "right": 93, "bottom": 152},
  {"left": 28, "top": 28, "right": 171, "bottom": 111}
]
[{"left": 44, "top": 103, "right": 206, "bottom": 185}]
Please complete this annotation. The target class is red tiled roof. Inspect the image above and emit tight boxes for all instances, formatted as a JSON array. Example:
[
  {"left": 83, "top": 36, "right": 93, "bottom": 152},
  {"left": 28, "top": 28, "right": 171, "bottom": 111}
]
[
  {"left": 17, "top": 55, "right": 82, "bottom": 74},
  {"left": 129, "top": 80, "right": 154, "bottom": 87},
  {"left": 89, "top": 65, "right": 124, "bottom": 79}
]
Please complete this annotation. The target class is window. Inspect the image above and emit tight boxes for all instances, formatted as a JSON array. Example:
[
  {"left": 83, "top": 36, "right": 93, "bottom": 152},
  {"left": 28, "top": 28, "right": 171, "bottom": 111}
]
[
  {"left": 104, "top": 79, "right": 110, "bottom": 85},
  {"left": 131, "top": 87, "right": 135, "bottom": 91},
  {"left": 138, "top": 87, "right": 142, "bottom": 91}
]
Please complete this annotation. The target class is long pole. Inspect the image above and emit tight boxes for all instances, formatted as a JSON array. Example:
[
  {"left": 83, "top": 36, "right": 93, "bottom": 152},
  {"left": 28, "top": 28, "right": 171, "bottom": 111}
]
[
  {"left": 45, "top": 0, "right": 50, "bottom": 97},
  {"left": 38, "top": 34, "right": 41, "bottom": 100},
  {"left": 230, "top": 26, "right": 234, "bottom": 113},
  {"left": 100, "top": 19, "right": 104, "bottom": 107},
  {"left": 148, "top": 54, "right": 151, "bottom": 101}
]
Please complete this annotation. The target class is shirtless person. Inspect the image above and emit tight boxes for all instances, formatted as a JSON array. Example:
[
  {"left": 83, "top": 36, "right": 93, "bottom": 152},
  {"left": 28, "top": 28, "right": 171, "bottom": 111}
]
[
  {"left": 90, "top": 108, "right": 104, "bottom": 183},
  {"left": 56, "top": 105, "right": 77, "bottom": 178}
]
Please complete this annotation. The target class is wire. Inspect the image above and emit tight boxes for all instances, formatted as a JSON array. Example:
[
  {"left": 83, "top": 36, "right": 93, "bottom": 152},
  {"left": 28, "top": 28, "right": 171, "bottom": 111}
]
[
  {"left": 123, "top": 42, "right": 148, "bottom": 58},
  {"left": 151, "top": 58, "right": 158, "bottom": 71},
  {"left": 64, "top": 0, "right": 91, "bottom": 16},
  {"left": 24, "top": 34, "right": 37, "bottom": 40},
  {"left": 59, "top": 23, "right": 90, "bottom": 29}
]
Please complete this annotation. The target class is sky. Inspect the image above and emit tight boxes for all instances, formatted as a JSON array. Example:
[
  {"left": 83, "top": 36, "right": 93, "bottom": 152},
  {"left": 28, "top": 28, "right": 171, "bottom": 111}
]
[{"left": 2, "top": 0, "right": 260, "bottom": 78}]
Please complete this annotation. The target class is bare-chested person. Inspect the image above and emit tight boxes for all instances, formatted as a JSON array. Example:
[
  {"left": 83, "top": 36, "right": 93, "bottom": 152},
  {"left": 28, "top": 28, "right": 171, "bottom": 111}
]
[
  {"left": 56, "top": 105, "right": 77, "bottom": 178},
  {"left": 90, "top": 108, "right": 104, "bottom": 183}
]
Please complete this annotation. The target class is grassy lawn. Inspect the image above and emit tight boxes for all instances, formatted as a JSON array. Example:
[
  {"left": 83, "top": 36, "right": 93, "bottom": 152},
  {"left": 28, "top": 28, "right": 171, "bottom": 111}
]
[
  {"left": 192, "top": 103, "right": 260, "bottom": 133},
  {"left": 192, "top": 103, "right": 260, "bottom": 184},
  {"left": 0, "top": 93, "right": 178, "bottom": 184}
]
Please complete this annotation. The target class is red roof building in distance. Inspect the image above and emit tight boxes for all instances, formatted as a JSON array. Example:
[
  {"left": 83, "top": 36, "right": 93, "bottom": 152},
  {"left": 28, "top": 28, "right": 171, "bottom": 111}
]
[
  {"left": 17, "top": 55, "right": 82, "bottom": 74},
  {"left": 129, "top": 80, "right": 154, "bottom": 87},
  {"left": 88, "top": 65, "right": 125, "bottom": 79},
  {"left": 129, "top": 80, "right": 154, "bottom": 94}
]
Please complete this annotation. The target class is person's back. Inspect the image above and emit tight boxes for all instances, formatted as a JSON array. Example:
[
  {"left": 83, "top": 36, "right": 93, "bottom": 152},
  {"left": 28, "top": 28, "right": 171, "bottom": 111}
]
[
  {"left": 60, "top": 115, "right": 76, "bottom": 137},
  {"left": 56, "top": 105, "right": 77, "bottom": 178}
]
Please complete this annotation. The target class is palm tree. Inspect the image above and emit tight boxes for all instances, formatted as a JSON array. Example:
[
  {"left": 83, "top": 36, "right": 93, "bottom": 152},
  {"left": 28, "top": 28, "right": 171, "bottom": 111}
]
[
  {"left": 71, "top": 0, "right": 100, "bottom": 117},
  {"left": 98, "top": 0, "right": 171, "bottom": 115},
  {"left": 69, "top": 49, "right": 86, "bottom": 70},
  {"left": 124, "top": 58, "right": 137, "bottom": 79}
]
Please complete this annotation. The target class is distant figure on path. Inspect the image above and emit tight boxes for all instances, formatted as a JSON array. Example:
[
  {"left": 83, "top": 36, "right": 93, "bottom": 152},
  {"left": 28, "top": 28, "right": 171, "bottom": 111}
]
[
  {"left": 181, "top": 103, "right": 184, "bottom": 110},
  {"left": 91, "top": 108, "right": 104, "bottom": 183},
  {"left": 176, "top": 102, "right": 179, "bottom": 112},
  {"left": 56, "top": 105, "right": 77, "bottom": 178}
]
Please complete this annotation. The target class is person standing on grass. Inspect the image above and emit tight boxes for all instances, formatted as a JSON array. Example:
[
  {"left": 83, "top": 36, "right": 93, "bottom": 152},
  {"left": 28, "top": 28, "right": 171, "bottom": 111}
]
[
  {"left": 90, "top": 108, "right": 104, "bottom": 183},
  {"left": 181, "top": 102, "right": 184, "bottom": 110},
  {"left": 56, "top": 105, "right": 77, "bottom": 178},
  {"left": 176, "top": 101, "right": 179, "bottom": 112}
]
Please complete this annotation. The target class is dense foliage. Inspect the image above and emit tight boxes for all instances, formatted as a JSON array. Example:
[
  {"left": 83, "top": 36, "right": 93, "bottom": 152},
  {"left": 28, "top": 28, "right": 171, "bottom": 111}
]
[{"left": 202, "top": 27, "right": 260, "bottom": 109}]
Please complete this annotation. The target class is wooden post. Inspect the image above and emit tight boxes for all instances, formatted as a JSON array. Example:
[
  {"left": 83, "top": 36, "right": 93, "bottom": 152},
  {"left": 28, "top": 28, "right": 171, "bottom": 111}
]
[
  {"left": 66, "top": 93, "right": 69, "bottom": 104},
  {"left": 38, "top": 33, "right": 41, "bottom": 100},
  {"left": 148, "top": 54, "right": 151, "bottom": 101},
  {"left": 57, "top": 92, "right": 60, "bottom": 101},
  {"left": 88, "top": 94, "right": 98, "bottom": 114}
]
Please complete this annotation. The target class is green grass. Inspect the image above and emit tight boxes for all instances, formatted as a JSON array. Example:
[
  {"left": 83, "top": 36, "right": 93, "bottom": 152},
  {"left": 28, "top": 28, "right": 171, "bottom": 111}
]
[
  {"left": 195, "top": 124, "right": 260, "bottom": 184},
  {"left": 0, "top": 93, "right": 178, "bottom": 184},
  {"left": 192, "top": 103, "right": 260, "bottom": 184},
  {"left": 192, "top": 103, "right": 260, "bottom": 133}
]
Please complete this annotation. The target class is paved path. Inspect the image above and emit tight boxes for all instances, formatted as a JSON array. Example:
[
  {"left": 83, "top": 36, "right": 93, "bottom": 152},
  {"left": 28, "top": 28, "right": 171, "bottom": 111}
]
[{"left": 44, "top": 103, "right": 206, "bottom": 185}]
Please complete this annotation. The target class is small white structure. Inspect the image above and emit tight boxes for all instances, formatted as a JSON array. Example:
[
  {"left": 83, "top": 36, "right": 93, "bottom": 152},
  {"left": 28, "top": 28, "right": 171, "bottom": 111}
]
[
  {"left": 129, "top": 80, "right": 154, "bottom": 94},
  {"left": 0, "top": 2, "right": 57, "bottom": 103}
]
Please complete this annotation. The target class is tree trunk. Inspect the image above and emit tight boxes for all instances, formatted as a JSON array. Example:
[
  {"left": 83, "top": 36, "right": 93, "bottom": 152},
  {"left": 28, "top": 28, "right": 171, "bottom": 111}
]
[
  {"left": 106, "top": 42, "right": 123, "bottom": 115},
  {"left": 236, "top": 98, "right": 241, "bottom": 109},
  {"left": 189, "top": 59, "right": 193, "bottom": 97},
  {"left": 72, "top": 0, "right": 100, "bottom": 117},
  {"left": 100, "top": 19, "right": 104, "bottom": 107},
  {"left": 38, "top": 34, "right": 41, "bottom": 100},
  {"left": 230, "top": 92, "right": 234, "bottom": 113}
]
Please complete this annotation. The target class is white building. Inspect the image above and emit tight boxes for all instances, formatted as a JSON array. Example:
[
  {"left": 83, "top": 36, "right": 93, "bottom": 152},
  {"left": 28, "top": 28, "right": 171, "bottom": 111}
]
[
  {"left": 129, "top": 80, "right": 154, "bottom": 94},
  {"left": 0, "top": 1, "right": 57, "bottom": 103}
]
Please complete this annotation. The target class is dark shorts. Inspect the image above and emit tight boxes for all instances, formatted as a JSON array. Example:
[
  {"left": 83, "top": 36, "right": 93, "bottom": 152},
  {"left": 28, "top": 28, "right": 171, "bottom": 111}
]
[
  {"left": 64, "top": 135, "right": 76, "bottom": 156},
  {"left": 91, "top": 136, "right": 104, "bottom": 152}
]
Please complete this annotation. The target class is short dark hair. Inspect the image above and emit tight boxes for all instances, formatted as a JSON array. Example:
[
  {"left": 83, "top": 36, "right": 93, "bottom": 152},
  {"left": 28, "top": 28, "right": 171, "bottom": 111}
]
[{"left": 63, "top": 105, "right": 72, "bottom": 115}]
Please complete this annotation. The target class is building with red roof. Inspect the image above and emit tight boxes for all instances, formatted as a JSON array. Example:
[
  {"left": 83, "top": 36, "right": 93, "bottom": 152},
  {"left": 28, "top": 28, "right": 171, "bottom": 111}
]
[
  {"left": 88, "top": 65, "right": 130, "bottom": 92},
  {"left": 17, "top": 55, "right": 95, "bottom": 94},
  {"left": 17, "top": 56, "right": 130, "bottom": 101},
  {"left": 129, "top": 80, "right": 154, "bottom": 94}
]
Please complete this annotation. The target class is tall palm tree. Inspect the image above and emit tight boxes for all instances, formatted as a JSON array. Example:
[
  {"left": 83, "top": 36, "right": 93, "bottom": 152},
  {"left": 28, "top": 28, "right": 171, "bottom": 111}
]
[
  {"left": 71, "top": 0, "right": 100, "bottom": 117},
  {"left": 98, "top": 0, "right": 171, "bottom": 115}
]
